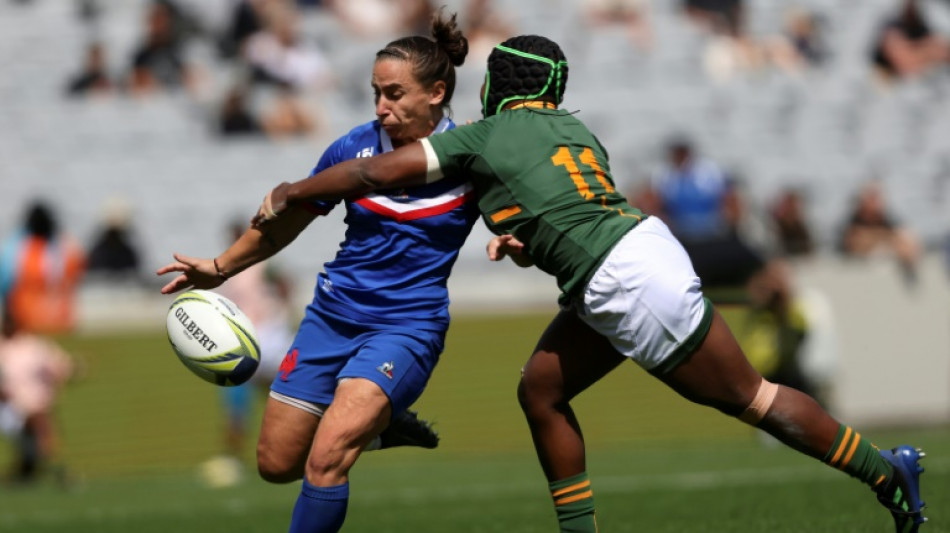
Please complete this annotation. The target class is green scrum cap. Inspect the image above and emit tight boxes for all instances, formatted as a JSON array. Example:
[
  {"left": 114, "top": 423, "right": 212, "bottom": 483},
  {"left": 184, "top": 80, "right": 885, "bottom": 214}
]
[{"left": 481, "top": 35, "right": 569, "bottom": 118}]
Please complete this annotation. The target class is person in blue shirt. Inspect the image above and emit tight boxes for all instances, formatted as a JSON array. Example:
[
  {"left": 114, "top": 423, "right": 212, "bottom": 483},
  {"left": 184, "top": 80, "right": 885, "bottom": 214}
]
[{"left": 157, "top": 11, "right": 476, "bottom": 532}]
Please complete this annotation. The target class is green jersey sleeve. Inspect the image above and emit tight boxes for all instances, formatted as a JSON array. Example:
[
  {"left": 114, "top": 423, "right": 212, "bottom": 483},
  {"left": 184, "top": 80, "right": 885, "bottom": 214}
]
[{"left": 427, "top": 120, "right": 493, "bottom": 178}]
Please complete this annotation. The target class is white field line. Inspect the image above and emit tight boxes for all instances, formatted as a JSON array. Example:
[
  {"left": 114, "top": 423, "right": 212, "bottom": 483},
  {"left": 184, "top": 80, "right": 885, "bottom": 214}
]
[{"left": 2, "top": 457, "right": 946, "bottom": 526}]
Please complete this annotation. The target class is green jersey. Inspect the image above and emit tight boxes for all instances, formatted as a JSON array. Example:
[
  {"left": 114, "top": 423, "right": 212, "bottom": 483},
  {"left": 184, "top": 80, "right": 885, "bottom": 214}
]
[{"left": 427, "top": 107, "right": 645, "bottom": 298}]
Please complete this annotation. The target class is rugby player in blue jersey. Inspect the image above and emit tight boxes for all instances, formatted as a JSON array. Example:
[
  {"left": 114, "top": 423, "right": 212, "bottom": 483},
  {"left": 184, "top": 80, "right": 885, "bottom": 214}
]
[{"left": 157, "top": 11, "right": 477, "bottom": 532}]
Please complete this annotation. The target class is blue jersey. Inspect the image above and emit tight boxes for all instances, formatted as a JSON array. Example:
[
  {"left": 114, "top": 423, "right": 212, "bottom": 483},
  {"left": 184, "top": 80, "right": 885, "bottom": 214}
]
[{"left": 304, "top": 118, "right": 478, "bottom": 330}]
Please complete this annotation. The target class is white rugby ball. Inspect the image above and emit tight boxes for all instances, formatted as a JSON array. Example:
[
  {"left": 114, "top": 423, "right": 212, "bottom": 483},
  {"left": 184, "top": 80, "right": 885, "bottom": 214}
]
[{"left": 166, "top": 289, "right": 260, "bottom": 386}]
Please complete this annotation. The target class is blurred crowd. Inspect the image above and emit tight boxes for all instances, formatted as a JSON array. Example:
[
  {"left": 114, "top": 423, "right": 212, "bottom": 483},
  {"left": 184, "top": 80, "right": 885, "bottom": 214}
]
[
  {"left": 2, "top": 0, "right": 950, "bottom": 485},
  {"left": 51, "top": 0, "right": 949, "bottom": 131}
]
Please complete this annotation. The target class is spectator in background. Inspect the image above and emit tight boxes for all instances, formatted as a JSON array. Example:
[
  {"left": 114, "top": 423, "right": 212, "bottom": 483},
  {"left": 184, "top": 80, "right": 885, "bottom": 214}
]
[
  {"left": 0, "top": 201, "right": 85, "bottom": 335},
  {"left": 583, "top": 0, "right": 653, "bottom": 51},
  {"left": 766, "top": 7, "right": 828, "bottom": 75},
  {"left": 653, "top": 136, "right": 730, "bottom": 241},
  {"left": 698, "top": 6, "right": 767, "bottom": 84},
  {"left": 0, "top": 308, "right": 75, "bottom": 484},
  {"left": 127, "top": 0, "right": 198, "bottom": 95},
  {"left": 871, "top": 0, "right": 950, "bottom": 82},
  {"left": 326, "top": 0, "right": 435, "bottom": 38},
  {"left": 217, "top": 0, "right": 265, "bottom": 60},
  {"left": 735, "top": 260, "right": 819, "bottom": 403},
  {"left": 463, "top": 0, "right": 517, "bottom": 66},
  {"left": 770, "top": 187, "right": 815, "bottom": 257},
  {"left": 243, "top": 1, "right": 335, "bottom": 91},
  {"left": 65, "top": 42, "right": 113, "bottom": 97},
  {"left": 261, "top": 86, "right": 319, "bottom": 139},
  {"left": 218, "top": 84, "right": 264, "bottom": 136},
  {"left": 86, "top": 198, "right": 143, "bottom": 283},
  {"left": 683, "top": 0, "right": 744, "bottom": 35},
  {"left": 839, "top": 181, "right": 921, "bottom": 282},
  {"left": 652, "top": 137, "right": 765, "bottom": 288}
]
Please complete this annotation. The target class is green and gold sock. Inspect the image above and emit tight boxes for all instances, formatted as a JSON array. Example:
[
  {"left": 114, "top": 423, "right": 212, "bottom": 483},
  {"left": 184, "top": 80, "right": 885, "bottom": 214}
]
[
  {"left": 549, "top": 472, "right": 598, "bottom": 533},
  {"left": 822, "top": 424, "right": 893, "bottom": 491}
]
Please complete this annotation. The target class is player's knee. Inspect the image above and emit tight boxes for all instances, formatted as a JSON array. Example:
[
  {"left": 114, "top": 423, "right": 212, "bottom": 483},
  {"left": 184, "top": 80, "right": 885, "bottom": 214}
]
[
  {"left": 256, "top": 443, "right": 301, "bottom": 484},
  {"left": 736, "top": 378, "right": 779, "bottom": 426},
  {"left": 517, "top": 369, "right": 562, "bottom": 418}
]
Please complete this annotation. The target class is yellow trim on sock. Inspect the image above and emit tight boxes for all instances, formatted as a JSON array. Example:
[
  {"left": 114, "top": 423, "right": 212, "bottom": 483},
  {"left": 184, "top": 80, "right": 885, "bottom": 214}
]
[
  {"left": 830, "top": 427, "right": 853, "bottom": 466},
  {"left": 555, "top": 490, "right": 594, "bottom": 506},
  {"left": 874, "top": 474, "right": 887, "bottom": 487},
  {"left": 551, "top": 480, "right": 590, "bottom": 498},
  {"left": 838, "top": 431, "right": 861, "bottom": 469}
]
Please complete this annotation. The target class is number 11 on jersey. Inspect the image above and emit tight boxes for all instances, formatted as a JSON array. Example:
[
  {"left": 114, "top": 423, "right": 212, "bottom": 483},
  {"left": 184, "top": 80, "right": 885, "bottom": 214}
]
[{"left": 551, "top": 146, "right": 616, "bottom": 201}]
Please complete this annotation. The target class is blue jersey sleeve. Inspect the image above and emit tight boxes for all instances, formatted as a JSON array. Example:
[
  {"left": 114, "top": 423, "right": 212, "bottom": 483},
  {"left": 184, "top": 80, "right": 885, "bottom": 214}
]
[{"left": 305, "top": 136, "right": 349, "bottom": 214}]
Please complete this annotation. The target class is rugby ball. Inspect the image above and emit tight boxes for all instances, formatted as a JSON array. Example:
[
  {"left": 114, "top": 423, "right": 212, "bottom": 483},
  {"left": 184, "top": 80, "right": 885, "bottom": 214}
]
[{"left": 166, "top": 290, "right": 260, "bottom": 386}]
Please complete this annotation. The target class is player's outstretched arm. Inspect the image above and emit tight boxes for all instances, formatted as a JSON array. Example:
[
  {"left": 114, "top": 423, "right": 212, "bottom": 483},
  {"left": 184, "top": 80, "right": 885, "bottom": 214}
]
[
  {"left": 255, "top": 142, "right": 431, "bottom": 225},
  {"left": 158, "top": 206, "right": 314, "bottom": 294}
]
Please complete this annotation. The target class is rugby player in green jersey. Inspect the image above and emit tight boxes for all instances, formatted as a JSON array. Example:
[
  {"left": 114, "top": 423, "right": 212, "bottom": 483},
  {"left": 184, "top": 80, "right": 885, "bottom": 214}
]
[{"left": 253, "top": 35, "right": 927, "bottom": 533}]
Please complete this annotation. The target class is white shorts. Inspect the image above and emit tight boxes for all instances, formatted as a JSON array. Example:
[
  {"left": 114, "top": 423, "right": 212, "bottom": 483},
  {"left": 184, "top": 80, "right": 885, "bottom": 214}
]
[{"left": 573, "top": 216, "right": 713, "bottom": 374}]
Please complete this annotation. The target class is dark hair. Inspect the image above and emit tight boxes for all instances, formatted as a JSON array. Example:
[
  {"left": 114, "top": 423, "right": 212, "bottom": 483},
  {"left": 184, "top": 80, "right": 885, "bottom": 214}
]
[
  {"left": 376, "top": 9, "right": 468, "bottom": 110},
  {"left": 24, "top": 201, "right": 57, "bottom": 240},
  {"left": 482, "top": 35, "right": 568, "bottom": 118}
]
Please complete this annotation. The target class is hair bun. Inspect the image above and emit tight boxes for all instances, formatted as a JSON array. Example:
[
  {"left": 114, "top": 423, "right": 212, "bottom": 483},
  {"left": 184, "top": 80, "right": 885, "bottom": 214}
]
[{"left": 432, "top": 10, "right": 468, "bottom": 67}]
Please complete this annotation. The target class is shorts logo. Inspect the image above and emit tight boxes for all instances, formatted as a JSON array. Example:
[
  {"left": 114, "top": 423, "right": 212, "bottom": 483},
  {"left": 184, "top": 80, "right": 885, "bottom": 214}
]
[
  {"left": 279, "top": 349, "right": 299, "bottom": 381},
  {"left": 376, "top": 361, "right": 394, "bottom": 379}
]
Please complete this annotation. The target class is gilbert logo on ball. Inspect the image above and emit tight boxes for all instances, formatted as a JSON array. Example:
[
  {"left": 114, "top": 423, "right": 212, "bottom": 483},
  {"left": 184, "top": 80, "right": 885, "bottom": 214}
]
[{"left": 166, "top": 289, "right": 260, "bottom": 386}]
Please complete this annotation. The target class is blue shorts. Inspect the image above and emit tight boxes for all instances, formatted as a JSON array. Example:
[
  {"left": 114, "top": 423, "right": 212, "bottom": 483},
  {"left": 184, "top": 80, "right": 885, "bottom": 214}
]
[{"left": 269, "top": 304, "right": 445, "bottom": 417}]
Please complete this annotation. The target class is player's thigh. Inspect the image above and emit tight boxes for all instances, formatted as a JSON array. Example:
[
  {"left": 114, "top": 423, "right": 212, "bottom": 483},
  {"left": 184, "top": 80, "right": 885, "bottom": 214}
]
[
  {"left": 311, "top": 378, "right": 392, "bottom": 455},
  {"left": 657, "top": 310, "right": 763, "bottom": 415},
  {"left": 257, "top": 396, "right": 320, "bottom": 476},
  {"left": 521, "top": 310, "right": 626, "bottom": 405}
]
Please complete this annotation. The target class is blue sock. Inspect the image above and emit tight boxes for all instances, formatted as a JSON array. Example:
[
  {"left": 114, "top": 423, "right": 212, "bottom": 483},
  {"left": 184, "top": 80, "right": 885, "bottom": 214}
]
[{"left": 288, "top": 479, "right": 349, "bottom": 533}]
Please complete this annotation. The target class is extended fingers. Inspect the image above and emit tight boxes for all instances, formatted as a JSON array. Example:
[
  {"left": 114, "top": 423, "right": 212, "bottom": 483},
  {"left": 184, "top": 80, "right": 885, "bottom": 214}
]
[
  {"left": 160, "top": 274, "right": 192, "bottom": 295},
  {"left": 487, "top": 236, "right": 507, "bottom": 261}
]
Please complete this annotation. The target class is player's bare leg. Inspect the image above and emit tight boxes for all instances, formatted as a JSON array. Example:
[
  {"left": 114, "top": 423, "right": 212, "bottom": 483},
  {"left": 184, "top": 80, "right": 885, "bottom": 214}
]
[
  {"left": 257, "top": 397, "right": 321, "bottom": 483},
  {"left": 519, "top": 310, "right": 625, "bottom": 533},
  {"left": 661, "top": 310, "right": 856, "bottom": 457},
  {"left": 304, "top": 378, "right": 391, "bottom": 485},
  {"left": 660, "top": 311, "right": 926, "bottom": 531},
  {"left": 287, "top": 378, "right": 391, "bottom": 533}
]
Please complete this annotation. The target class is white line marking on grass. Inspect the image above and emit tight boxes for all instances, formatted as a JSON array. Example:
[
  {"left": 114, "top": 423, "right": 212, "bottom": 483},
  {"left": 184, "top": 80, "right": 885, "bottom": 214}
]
[{"left": 359, "top": 456, "right": 950, "bottom": 504}]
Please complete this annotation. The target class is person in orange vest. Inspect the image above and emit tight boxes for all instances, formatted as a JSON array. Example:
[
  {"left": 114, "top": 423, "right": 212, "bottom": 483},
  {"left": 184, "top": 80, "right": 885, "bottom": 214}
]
[{"left": 0, "top": 201, "right": 86, "bottom": 334}]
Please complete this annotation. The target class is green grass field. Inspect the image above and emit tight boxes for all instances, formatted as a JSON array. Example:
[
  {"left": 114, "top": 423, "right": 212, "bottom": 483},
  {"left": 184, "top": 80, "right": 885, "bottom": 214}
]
[{"left": 0, "top": 312, "right": 947, "bottom": 532}]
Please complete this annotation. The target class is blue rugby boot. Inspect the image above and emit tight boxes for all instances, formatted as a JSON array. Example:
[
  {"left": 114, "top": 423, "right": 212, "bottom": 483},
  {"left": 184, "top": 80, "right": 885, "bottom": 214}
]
[{"left": 876, "top": 446, "right": 927, "bottom": 533}]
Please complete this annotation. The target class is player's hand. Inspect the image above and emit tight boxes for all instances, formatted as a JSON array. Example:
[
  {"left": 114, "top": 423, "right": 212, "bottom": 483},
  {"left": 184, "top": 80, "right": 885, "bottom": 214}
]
[
  {"left": 252, "top": 182, "right": 292, "bottom": 228},
  {"left": 487, "top": 234, "right": 523, "bottom": 261},
  {"left": 156, "top": 253, "right": 224, "bottom": 294},
  {"left": 487, "top": 234, "right": 534, "bottom": 268}
]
